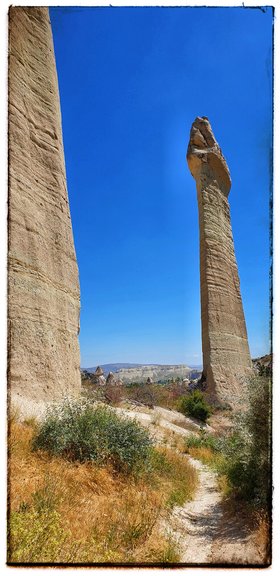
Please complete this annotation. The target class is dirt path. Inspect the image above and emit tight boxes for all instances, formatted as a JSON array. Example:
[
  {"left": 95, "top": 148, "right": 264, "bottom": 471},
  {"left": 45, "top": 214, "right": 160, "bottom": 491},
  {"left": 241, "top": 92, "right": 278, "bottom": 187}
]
[
  {"left": 115, "top": 404, "right": 266, "bottom": 565},
  {"left": 167, "top": 457, "right": 265, "bottom": 565},
  {"left": 167, "top": 457, "right": 223, "bottom": 563}
]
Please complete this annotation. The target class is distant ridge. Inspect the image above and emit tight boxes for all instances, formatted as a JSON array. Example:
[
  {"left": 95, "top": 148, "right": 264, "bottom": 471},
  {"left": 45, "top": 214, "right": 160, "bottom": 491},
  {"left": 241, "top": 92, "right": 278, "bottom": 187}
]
[
  {"left": 82, "top": 363, "right": 202, "bottom": 383},
  {"left": 84, "top": 363, "right": 142, "bottom": 374}
]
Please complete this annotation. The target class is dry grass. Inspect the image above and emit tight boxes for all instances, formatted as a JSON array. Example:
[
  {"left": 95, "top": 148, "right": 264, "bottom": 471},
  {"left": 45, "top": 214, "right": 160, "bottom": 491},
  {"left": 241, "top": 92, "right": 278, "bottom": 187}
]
[
  {"left": 187, "top": 446, "right": 216, "bottom": 465},
  {"left": 8, "top": 418, "right": 198, "bottom": 564}
]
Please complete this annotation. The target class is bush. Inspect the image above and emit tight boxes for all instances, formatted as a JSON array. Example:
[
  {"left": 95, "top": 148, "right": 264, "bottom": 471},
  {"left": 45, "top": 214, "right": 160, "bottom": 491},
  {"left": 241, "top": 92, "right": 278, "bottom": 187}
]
[
  {"left": 178, "top": 390, "right": 211, "bottom": 422},
  {"left": 221, "top": 375, "right": 271, "bottom": 508},
  {"left": 9, "top": 414, "right": 199, "bottom": 564},
  {"left": 185, "top": 430, "right": 221, "bottom": 452},
  {"left": 184, "top": 376, "right": 271, "bottom": 510},
  {"left": 103, "top": 385, "right": 123, "bottom": 406},
  {"left": 33, "top": 398, "right": 153, "bottom": 474}
]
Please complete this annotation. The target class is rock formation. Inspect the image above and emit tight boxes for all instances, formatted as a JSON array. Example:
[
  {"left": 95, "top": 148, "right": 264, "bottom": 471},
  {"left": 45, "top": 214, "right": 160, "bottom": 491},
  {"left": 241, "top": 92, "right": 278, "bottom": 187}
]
[
  {"left": 187, "top": 117, "right": 252, "bottom": 406},
  {"left": 91, "top": 367, "right": 106, "bottom": 386},
  {"left": 106, "top": 372, "right": 116, "bottom": 386},
  {"left": 95, "top": 366, "right": 104, "bottom": 377},
  {"left": 8, "top": 7, "right": 81, "bottom": 414},
  {"left": 114, "top": 364, "right": 192, "bottom": 384},
  {"left": 115, "top": 379, "right": 124, "bottom": 387}
]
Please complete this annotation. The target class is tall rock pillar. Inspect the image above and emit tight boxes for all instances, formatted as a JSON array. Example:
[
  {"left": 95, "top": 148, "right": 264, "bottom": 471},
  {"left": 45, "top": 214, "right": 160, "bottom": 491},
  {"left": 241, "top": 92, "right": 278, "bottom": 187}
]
[
  {"left": 8, "top": 7, "right": 81, "bottom": 414},
  {"left": 187, "top": 117, "right": 251, "bottom": 406}
]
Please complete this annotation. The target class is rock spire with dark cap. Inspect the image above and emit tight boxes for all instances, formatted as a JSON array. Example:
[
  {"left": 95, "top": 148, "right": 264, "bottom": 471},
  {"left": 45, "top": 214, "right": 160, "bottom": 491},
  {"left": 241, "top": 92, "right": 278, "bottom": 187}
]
[
  {"left": 106, "top": 372, "right": 116, "bottom": 385},
  {"left": 187, "top": 117, "right": 252, "bottom": 406},
  {"left": 95, "top": 366, "right": 104, "bottom": 377}
]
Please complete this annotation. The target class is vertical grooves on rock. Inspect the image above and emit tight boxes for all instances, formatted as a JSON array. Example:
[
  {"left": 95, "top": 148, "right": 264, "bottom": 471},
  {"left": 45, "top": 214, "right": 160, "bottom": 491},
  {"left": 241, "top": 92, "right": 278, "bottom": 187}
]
[
  {"left": 187, "top": 117, "right": 252, "bottom": 406},
  {"left": 8, "top": 7, "right": 81, "bottom": 412}
]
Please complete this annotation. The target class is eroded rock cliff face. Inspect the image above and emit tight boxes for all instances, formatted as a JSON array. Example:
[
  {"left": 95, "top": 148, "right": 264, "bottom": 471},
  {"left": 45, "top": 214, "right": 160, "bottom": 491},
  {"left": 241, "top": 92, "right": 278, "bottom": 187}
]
[
  {"left": 8, "top": 7, "right": 81, "bottom": 413},
  {"left": 187, "top": 117, "right": 252, "bottom": 406}
]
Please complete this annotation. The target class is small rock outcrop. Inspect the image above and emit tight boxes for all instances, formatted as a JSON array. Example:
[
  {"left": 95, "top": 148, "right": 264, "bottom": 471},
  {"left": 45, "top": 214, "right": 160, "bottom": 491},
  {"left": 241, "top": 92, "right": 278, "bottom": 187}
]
[
  {"left": 91, "top": 366, "right": 106, "bottom": 386},
  {"left": 97, "top": 376, "right": 106, "bottom": 386},
  {"left": 146, "top": 377, "right": 153, "bottom": 385},
  {"left": 115, "top": 379, "right": 124, "bottom": 387},
  {"left": 8, "top": 7, "right": 81, "bottom": 413},
  {"left": 106, "top": 372, "right": 116, "bottom": 386},
  {"left": 187, "top": 117, "right": 252, "bottom": 406},
  {"left": 95, "top": 366, "right": 104, "bottom": 377}
]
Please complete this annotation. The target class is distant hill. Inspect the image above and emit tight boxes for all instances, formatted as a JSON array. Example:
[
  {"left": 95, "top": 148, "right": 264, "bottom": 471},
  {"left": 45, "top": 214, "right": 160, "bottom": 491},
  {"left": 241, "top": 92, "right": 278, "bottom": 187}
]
[
  {"left": 252, "top": 353, "right": 272, "bottom": 367},
  {"left": 85, "top": 363, "right": 142, "bottom": 375},
  {"left": 252, "top": 353, "right": 272, "bottom": 376},
  {"left": 83, "top": 363, "right": 202, "bottom": 383}
]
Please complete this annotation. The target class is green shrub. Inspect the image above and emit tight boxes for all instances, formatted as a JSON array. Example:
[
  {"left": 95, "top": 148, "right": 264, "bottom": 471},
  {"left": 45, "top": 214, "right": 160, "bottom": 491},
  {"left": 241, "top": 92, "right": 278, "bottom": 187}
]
[
  {"left": 178, "top": 390, "right": 211, "bottom": 422},
  {"left": 185, "top": 430, "right": 221, "bottom": 452},
  {"left": 33, "top": 398, "right": 153, "bottom": 474},
  {"left": 184, "top": 376, "right": 271, "bottom": 509},
  {"left": 220, "top": 375, "right": 271, "bottom": 507}
]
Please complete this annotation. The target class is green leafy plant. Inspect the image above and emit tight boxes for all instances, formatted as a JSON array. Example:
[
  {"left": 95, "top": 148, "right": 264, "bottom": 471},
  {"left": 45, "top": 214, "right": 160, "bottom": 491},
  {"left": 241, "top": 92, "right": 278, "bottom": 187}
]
[
  {"left": 185, "top": 429, "right": 221, "bottom": 451},
  {"left": 178, "top": 390, "right": 211, "bottom": 422},
  {"left": 220, "top": 375, "right": 271, "bottom": 507},
  {"left": 33, "top": 397, "right": 153, "bottom": 474},
  {"left": 184, "top": 376, "right": 271, "bottom": 510}
]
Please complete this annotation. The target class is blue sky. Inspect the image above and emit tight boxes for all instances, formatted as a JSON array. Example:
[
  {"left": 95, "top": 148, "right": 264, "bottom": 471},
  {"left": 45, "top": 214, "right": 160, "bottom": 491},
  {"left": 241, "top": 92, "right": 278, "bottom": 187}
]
[{"left": 50, "top": 6, "right": 273, "bottom": 368}]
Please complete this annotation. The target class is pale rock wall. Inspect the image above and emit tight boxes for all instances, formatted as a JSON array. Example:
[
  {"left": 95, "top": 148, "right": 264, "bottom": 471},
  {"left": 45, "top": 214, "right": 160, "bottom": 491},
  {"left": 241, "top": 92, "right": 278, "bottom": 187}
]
[
  {"left": 187, "top": 117, "right": 252, "bottom": 406},
  {"left": 8, "top": 7, "right": 81, "bottom": 413}
]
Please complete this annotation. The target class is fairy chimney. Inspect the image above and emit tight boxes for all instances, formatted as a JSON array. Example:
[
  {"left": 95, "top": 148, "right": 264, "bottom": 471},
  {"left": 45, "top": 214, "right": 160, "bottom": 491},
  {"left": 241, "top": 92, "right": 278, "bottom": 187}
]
[
  {"left": 8, "top": 7, "right": 81, "bottom": 415},
  {"left": 95, "top": 366, "right": 104, "bottom": 377},
  {"left": 106, "top": 372, "right": 116, "bottom": 385},
  {"left": 187, "top": 116, "right": 252, "bottom": 406}
]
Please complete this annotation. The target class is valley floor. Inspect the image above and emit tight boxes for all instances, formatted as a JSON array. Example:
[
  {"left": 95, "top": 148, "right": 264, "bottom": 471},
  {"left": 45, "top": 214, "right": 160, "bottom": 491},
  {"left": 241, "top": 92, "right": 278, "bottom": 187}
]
[
  {"left": 8, "top": 400, "right": 269, "bottom": 566},
  {"left": 115, "top": 403, "right": 269, "bottom": 566}
]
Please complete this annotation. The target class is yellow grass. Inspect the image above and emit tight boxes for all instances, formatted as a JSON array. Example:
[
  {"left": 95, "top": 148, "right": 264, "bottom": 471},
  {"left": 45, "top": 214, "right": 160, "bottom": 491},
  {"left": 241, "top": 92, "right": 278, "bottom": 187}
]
[
  {"left": 187, "top": 446, "right": 216, "bottom": 465},
  {"left": 8, "top": 419, "right": 198, "bottom": 564}
]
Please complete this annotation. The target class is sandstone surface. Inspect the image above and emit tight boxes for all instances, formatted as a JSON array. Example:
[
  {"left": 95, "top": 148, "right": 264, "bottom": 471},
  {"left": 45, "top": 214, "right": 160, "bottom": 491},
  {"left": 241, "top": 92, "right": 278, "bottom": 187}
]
[
  {"left": 187, "top": 117, "right": 252, "bottom": 406},
  {"left": 8, "top": 7, "right": 81, "bottom": 414}
]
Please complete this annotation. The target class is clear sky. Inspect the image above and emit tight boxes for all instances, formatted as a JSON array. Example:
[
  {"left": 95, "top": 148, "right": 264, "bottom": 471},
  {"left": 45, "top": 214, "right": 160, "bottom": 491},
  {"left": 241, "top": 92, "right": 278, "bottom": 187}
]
[{"left": 50, "top": 6, "right": 273, "bottom": 368}]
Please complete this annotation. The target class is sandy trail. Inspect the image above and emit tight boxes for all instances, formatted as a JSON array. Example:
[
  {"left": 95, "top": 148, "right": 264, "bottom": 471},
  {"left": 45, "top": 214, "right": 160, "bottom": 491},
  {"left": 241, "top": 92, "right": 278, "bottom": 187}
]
[
  {"left": 168, "top": 457, "right": 223, "bottom": 563},
  {"left": 116, "top": 404, "right": 266, "bottom": 565},
  {"left": 167, "top": 457, "right": 264, "bottom": 565}
]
